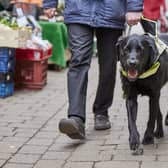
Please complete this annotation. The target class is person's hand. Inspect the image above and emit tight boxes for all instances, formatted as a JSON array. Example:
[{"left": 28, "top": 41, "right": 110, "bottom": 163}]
[
  {"left": 126, "top": 12, "right": 142, "bottom": 26},
  {"left": 10, "top": 0, "right": 20, "bottom": 4},
  {"left": 43, "top": 8, "right": 57, "bottom": 18}
]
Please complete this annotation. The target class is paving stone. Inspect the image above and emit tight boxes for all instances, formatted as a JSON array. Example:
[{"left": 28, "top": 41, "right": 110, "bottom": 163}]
[
  {"left": 53, "top": 136, "right": 83, "bottom": 144},
  {"left": 49, "top": 143, "right": 77, "bottom": 152},
  {"left": 34, "top": 131, "right": 58, "bottom": 139},
  {"left": 34, "top": 160, "right": 64, "bottom": 168},
  {"left": 63, "top": 162, "right": 93, "bottom": 168},
  {"left": 9, "top": 154, "right": 40, "bottom": 164},
  {"left": 3, "top": 163, "right": 33, "bottom": 168},
  {"left": 113, "top": 154, "right": 156, "bottom": 161},
  {"left": 42, "top": 151, "right": 71, "bottom": 160},
  {"left": 3, "top": 105, "right": 30, "bottom": 112},
  {"left": 0, "top": 153, "right": 11, "bottom": 160},
  {"left": 0, "top": 159, "right": 6, "bottom": 167},
  {"left": 0, "top": 142, "right": 22, "bottom": 153},
  {"left": 26, "top": 138, "right": 53, "bottom": 146},
  {"left": 75, "top": 143, "right": 107, "bottom": 152},
  {"left": 105, "top": 137, "right": 129, "bottom": 145},
  {"left": 68, "top": 150, "right": 112, "bottom": 162},
  {"left": 14, "top": 129, "right": 38, "bottom": 138},
  {"left": 141, "top": 161, "right": 168, "bottom": 168},
  {"left": 95, "top": 161, "right": 139, "bottom": 168},
  {"left": 157, "top": 155, "right": 168, "bottom": 161},
  {"left": 68, "top": 151, "right": 100, "bottom": 162},
  {"left": 158, "top": 143, "right": 168, "bottom": 150},
  {"left": 18, "top": 145, "right": 48, "bottom": 154},
  {"left": 2, "top": 137, "right": 29, "bottom": 143},
  {"left": 9, "top": 123, "right": 42, "bottom": 129},
  {"left": 0, "top": 127, "right": 15, "bottom": 136}
]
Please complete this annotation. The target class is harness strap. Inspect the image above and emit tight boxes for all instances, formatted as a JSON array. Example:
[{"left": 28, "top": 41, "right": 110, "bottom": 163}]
[{"left": 146, "top": 33, "right": 167, "bottom": 62}]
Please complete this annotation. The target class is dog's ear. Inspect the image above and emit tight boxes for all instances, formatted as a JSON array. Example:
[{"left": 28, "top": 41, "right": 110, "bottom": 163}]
[
  {"left": 116, "top": 36, "right": 127, "bottom": 61},
  {"left": 143, "top": 35, "right": 159, "bottom": 65}
]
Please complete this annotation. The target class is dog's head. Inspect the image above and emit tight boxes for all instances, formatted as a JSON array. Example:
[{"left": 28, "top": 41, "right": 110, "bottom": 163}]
[{"left": 116, "top": 34, "right": 158, "bottom": 81}]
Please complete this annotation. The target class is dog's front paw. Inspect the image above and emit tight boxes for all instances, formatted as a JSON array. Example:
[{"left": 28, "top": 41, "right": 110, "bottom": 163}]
[
  {"left": 154, "top": 129, "right": 164, "bottom": 139},
  {"left": 129, "top": 133, "right": 140, "bottom": 150},
  {"left": 142, "top": 135, "right": 154, "bottom": 145},
  {"left": 165, "top": 114, "right": 168, "bottom": 126}
]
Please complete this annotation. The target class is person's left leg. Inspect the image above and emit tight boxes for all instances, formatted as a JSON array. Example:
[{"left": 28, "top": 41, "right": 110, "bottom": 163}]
[{"left": 93, "top": 28, "right": 122, "bottom": 130}]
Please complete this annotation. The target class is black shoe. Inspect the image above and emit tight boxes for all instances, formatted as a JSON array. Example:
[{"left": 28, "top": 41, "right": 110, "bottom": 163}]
[
  {"left": 94, "top": 114, "right": 111, "bottom": 130},
  {"left": 165, "top": 113, "right": 168, "bottom": 126},
  {"left": 59, "top": 116, "right": 85, "bottom": 139}
]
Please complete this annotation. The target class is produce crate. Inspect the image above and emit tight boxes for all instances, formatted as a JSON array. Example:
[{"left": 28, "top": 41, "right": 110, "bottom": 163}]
[
  {"left": 15, "top": 47, "right": 52, "bottom": 61},
  {"left": 15, "top": 59, "right": 48, "bottom": 89},
  {"left": 0, "top": 27, "right": 31, "bottom": 48},
  {"left": 0, "top": 48, "right": 15, "bottom": 58},
  {"left": 0, "top": 83, "right": 14, "bottom": 98},
  {"left": 0, "top": 56, "right": 15, "bottom": 72}
]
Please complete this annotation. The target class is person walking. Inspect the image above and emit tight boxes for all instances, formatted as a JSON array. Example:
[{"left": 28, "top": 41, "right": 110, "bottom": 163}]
[
  {"left": 143, "top": 0, "right": 168, "bottom": 32},
  {"left": 43, "top": 0, "right": 143, "bottom": 139},
  {"left": 143, "top": 0, "right": 165, "bottom": 20}
]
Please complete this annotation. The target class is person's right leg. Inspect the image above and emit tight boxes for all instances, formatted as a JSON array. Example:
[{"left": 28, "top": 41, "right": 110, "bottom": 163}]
[{"left": 59, "top": 24, "right": 94, "bottom": 139}]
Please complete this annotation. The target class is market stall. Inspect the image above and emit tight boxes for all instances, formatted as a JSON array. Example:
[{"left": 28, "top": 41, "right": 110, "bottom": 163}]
[
  {"left": 0, "top": 5, "right": 52, "bottom": 98},
  {"left": 39, "top": 21, "right": 68, "bottom": 68}
]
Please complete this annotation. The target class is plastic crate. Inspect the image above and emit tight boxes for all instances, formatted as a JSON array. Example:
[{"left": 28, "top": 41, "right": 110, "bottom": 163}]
[
  {"left": 0, "top": 56, "right": 15, "bottom": 72},
  {"left": 0, "top": 48, "right": 15, "bottom": 58},
  {"left": 0, "top": 72, "right": 14, "bottom": 83},
  {"left": 15, "top": 47, "right": 52, "bottom": 61},
  {"left": 15, "top": 59, "right": 48, "bottom": 89},
  {"left": 0, "top": 83, "right": 14, "bottom": 98}
]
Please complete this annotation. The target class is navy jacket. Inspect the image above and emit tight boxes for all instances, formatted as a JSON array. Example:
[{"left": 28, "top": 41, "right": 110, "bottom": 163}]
[{"left": 43, "top": 0, "right": 143, "bottom": 29}]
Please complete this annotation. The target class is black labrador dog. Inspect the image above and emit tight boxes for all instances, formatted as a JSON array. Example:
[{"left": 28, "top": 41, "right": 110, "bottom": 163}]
[{"left": 117, "top": 34, "right": 168, "bottom": 152}]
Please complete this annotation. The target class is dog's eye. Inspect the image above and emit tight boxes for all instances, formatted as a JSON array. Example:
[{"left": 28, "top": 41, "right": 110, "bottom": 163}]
[
  {"left": 136, "top": 46, "right": 144, "bottom": 52},
  {"left": 136, "top": 47, "right": 141, "bottom": 51},
  {"left": 124, "top": 47, "right": 130, "bottom": 53}
]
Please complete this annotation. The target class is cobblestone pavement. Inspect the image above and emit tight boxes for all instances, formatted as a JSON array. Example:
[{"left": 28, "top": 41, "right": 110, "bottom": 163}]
[{"left": 0, "top": 57, "right": 168, "bottom": 168}]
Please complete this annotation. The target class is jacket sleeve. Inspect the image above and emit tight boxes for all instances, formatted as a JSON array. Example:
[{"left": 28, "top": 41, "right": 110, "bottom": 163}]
[
  {"left": 127, "top": 0, "right": 144, "bottom": 12},
  {"left": 43, "top": 0, "right": 58, "bottom": 8}
]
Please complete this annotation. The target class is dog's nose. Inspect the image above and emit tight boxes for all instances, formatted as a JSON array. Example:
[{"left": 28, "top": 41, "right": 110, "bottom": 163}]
[{"left": 127, "top": 58, "right": 137, "bottom": 66}]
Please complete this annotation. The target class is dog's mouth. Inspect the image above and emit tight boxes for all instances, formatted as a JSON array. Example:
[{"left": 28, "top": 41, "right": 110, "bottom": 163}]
[{"left": 127, "top": 69, "right": 138, "bottom": 81}]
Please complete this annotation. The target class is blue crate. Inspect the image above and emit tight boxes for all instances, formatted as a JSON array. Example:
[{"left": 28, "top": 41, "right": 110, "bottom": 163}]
[
  {"left": 0, "top": 57, "right": 15, "bottom": 72},
  {"left": 0, "top": 72, "right": 14, "bottom": 83},
  {"left": 0, "top": 83, "right": 14, "bottom": 98},
  {"left": 0, "top": 48, "right": 15, "bottom": 58}
]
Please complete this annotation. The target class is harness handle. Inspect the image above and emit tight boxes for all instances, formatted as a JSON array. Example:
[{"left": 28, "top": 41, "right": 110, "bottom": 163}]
[{"left": 124, "top": 16, "right": 158, "bottom": 38}]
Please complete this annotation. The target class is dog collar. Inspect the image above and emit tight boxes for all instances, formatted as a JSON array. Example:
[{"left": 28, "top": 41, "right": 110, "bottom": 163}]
[{"left": 120, "top": 61, "right": 160, "bottom": 79}]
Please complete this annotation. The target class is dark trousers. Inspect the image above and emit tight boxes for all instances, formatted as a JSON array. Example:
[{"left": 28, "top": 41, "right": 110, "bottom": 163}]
[{"left": 67, "top": 24, "right": 122, "bottom": 122}]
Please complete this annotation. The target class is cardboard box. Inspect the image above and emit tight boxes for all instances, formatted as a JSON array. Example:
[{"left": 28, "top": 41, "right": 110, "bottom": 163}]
[{"left": 0, "top": 25, "right": 31, "bottom": 48}]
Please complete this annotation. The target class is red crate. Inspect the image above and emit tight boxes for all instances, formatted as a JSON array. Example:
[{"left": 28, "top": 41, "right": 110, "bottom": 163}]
[
  {"left": 15, "top": 59, "right": 48, "bottom": 89},
  {"left": 15, "top": 47, "right": 52, "bottom": 61}
]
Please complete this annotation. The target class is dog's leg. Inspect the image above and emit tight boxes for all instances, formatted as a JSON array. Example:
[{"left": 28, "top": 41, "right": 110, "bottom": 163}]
[
  {"left": 126, "top": 96, "right": 140, "bottom": 150},
  {"left": 165, "top": 113, "right": 168, "bottom": 126},
  {"left": 142, "top": 93, "right": 160, "bottom": 145},
  {"left": 154, "top": 107, "right": 164, "bottom": 138}
]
